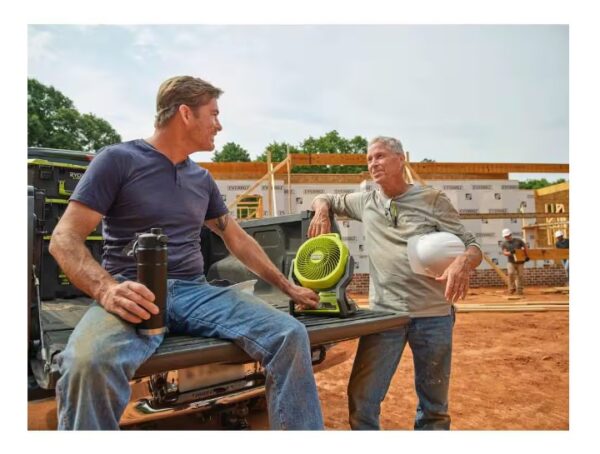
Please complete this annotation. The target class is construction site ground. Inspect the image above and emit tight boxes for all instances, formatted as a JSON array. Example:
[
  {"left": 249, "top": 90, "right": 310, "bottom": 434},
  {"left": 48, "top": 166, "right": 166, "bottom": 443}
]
[{"left": 144, "top": 286, "right": 568, "bottom": 430}]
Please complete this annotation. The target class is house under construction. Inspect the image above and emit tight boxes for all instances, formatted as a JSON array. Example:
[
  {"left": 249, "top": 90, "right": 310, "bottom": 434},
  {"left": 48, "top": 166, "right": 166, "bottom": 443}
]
[{"left": 200, "top": 154, "right": 569, "bottom": 288}]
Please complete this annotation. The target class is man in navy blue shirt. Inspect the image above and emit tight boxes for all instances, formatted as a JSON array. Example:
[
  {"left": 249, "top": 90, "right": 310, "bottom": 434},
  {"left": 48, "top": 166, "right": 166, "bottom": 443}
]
[{"left": 49, "top": 76, "right": 323, "bottom": 430}]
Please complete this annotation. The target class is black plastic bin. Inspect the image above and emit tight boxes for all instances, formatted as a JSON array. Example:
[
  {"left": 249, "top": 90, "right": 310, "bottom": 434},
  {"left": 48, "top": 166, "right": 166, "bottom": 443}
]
[
  {"left": 43, "top": 199, "right": 102, "bottom": 237},
  {"left": 28, "top": 159, "right": 87, "bottom": 200},
  {"left": 40, "top": 238, "right": 103, "bottom": 300}
]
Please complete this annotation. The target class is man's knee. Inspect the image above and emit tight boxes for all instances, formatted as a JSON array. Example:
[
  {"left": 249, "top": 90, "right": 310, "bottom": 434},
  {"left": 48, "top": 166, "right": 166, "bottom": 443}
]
[
  {"left": 266, "top": 315, "right": 310, "bottom": 358},
  {"left": 281, "top": 316, "right": 310, "bottom": 344},
  {"left": 59, "top": 350, "right": 111, "bottom": 383},
  {"left": 59, "top": 335, "right": 115, "bottom": 379}
]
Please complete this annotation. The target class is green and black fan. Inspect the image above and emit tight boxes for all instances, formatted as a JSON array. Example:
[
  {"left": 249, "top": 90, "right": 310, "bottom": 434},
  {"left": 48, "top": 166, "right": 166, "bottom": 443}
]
[{"left": 289, "top": 233, "right": 358, "bottom": 318}]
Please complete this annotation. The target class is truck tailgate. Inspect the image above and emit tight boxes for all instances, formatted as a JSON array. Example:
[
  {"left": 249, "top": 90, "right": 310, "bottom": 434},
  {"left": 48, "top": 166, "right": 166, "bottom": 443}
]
[
  {"left": 137, "top": 304, "right": 407, "bottom": 376},
  {"left": 36, "top": 296, "right": 408, "bottom": 383}
]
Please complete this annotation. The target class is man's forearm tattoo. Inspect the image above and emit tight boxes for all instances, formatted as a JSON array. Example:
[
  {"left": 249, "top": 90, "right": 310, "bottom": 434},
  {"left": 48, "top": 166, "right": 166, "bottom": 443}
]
[{"left": 216, "top": 214, "right": 229, "bottom": 232}]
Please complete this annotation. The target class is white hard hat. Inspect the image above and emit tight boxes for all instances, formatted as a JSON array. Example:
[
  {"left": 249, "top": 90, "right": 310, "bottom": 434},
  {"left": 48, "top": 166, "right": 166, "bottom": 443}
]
[
  {"left": 502, "top": 228, "right": 512, "bottom": 237},
  {"left": 555, "top": 230, "right": 564, "bottom": 238},
  {"left": 407, "top": 232, "right": 466, "bottom": 278}
]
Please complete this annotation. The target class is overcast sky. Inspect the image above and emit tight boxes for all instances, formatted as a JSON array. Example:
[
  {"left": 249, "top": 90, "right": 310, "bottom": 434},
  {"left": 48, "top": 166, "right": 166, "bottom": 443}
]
[{"left": 28, "top": 24, "right": 568, "bottom": 179}]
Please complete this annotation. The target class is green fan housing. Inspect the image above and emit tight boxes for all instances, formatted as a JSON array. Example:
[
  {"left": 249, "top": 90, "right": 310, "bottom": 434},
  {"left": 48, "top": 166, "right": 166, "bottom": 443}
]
[{"left": 293, "top": 233, "right": 349, "bottom": 290}]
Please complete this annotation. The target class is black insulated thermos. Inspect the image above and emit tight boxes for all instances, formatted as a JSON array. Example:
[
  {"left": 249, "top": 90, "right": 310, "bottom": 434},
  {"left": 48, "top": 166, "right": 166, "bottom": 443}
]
[{"left": 134, "top": 228, "right": 168, "bottom": 336}]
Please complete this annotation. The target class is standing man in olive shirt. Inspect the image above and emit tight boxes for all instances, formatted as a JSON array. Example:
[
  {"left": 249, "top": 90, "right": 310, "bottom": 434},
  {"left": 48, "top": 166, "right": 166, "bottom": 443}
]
[{"left": 309, "top": 136, "right": 482, "bottom": 430}]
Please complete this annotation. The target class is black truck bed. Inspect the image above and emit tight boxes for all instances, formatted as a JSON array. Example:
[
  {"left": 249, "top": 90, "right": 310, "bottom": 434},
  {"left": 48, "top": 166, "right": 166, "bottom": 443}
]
[{"left": 39, "top": 294, "right": 408, "bottom": 379}]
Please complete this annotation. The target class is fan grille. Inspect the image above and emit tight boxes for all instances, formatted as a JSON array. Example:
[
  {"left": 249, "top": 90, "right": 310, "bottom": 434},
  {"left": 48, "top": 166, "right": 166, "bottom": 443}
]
[{"left": 295, "top": 236, "right": 343, "bottom": 285}]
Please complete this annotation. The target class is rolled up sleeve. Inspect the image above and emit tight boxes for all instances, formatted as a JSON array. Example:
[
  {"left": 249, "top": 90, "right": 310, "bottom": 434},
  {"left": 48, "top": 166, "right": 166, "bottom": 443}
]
[{"left": 313, "top": 192, "right": 367, "bottom": 221}]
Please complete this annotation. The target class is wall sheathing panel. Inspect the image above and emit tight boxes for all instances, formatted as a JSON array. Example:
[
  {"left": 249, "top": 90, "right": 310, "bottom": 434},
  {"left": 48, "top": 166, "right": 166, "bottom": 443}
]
[{"left": 215, "top": 177, "right": 542, "bottom": 271}]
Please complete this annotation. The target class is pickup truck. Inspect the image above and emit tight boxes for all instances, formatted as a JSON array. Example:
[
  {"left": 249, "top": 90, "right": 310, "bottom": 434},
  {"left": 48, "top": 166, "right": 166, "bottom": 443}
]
[{"left": 27, "top": 147, "right": 408, "bottom": 429}]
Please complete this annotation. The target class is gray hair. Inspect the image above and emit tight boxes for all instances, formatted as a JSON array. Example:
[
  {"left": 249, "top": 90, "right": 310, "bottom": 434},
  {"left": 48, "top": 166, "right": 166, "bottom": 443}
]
[
  {"left": 154, "top": 76, "right": 223, "bottom": 128},
  {"left": 368, "top": 136, "right": 405, "bottom": 156}
]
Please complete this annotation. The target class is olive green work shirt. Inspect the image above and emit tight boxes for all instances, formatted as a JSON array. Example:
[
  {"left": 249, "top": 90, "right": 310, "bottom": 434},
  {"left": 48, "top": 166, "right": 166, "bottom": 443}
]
[{"left": 314, "top": 184, "right": 481, "bottom": 318}]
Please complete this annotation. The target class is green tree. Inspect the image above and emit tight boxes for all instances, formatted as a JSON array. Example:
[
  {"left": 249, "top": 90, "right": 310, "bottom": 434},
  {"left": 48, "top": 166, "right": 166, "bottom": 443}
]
[
  {"left": 421, "top": 158, "right": 436, "bottom": 162},
  {"left": 28, "top": 78, "right": 121, "bottom": 152},
  {"left": 212, "top": 142, "right": 251, "bottom": 162},
  {"left": 518, "top": 178, "right": 567, "bottom": 189},
  {"left": 337, "top": 135, "right": 368, "bottom": 174},
  {"left": 255, "top": 141, "right": 299, "bottom": 163},
  {"left": 294, "top": 130, "right": 368, "bottom": 174}
]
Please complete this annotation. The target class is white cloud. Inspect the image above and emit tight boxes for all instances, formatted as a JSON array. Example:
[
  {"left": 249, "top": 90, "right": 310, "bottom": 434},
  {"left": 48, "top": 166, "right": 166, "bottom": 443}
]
[
  {"left": 28, "top": 28, "right": 56, "bottom": 63},
  {"left": 27, "top": 25, "right": 568, "bottom": 166},
  {"left": 128, "top": 26, "right": 162, "bottom": 62}
]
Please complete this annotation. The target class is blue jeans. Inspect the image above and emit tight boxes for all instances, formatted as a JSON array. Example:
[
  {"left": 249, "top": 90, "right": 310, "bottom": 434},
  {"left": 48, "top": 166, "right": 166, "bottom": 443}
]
[
  {"left": 347, "top": 310, "right": 454, "bottom": 430},
  {"left": 55, "top": 276, "right": 324, "bottom": 430}
]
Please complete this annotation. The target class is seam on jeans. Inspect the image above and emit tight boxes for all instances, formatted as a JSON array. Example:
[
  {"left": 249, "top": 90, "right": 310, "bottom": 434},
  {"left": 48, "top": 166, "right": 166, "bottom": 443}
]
[
  {"left": 264, "top": 360, "right": 286, "bottom": 430},
  {"left": 56, "top": 380, "right": 70, "bottom": 429},
  {"left": 273, "top": 367, "right": 287, "bottom": 430}
]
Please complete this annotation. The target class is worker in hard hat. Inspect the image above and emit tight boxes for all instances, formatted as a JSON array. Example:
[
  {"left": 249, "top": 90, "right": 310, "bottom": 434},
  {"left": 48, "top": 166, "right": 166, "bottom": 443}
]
[
  {"left": 500, "top": 228, "right": 529, "bottom": 295},
  {"left": 555, "top": 230, "right": 569, "bottom": 280},
  {"left": 309, "top": 136, "right": 482, "bottom": 431}
]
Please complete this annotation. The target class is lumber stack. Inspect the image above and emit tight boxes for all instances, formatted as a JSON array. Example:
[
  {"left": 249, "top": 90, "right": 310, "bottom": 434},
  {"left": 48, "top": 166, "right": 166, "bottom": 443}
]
[
  {"left": 350, "top": 289, "right": 570, "bottom": 313},
  {"left": 513, "top": 248, "right": 569, "bottom": 262},
  {"left": 454, "top": 300, "right": 568, "bottom": 313},
  {"left": 540, "top": 287, "right": 569, "bottom": 295}
]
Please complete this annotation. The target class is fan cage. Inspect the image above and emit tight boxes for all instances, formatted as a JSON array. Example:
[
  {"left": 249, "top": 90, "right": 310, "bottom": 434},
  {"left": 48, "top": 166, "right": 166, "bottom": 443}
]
[{"left": 294, "top": 235, "right": 348, "bottom": 289}]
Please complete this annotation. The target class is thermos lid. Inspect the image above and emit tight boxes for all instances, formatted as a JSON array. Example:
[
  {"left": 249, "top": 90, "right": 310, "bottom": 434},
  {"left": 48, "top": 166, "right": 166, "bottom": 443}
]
[{"left": 137, "top": 228, "right": 168, "bottom": 249}]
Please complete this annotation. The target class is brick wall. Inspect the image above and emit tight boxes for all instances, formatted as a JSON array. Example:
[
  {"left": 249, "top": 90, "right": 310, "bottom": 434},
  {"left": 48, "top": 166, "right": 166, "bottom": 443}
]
[
  {"left": 347, "top": 273, "right": 370, "bottom": 294},
  {"left": 348, "top": 265, "right": 568, "bottom": 293},
  {"left": 468, "top": 264, "right": 568, "bottom": 287}
]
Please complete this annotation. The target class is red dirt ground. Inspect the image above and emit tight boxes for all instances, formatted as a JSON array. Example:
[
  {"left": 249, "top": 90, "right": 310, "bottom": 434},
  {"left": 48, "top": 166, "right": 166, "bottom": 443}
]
[{"left": 315, "top": 287, "right": 569, "bottom": 430}]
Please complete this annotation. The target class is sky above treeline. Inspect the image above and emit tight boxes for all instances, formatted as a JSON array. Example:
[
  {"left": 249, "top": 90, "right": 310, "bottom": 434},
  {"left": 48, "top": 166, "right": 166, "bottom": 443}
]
[{"left": 28, "top": 24, "right": 568, "bottom": 179}]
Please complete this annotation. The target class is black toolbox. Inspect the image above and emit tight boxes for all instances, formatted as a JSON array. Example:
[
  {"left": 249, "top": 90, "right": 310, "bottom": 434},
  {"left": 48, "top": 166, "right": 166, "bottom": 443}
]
[
  {"left": 43, "top": 198, "right": 102, "bottom": 237},
  {"left": 28, "top": 158, "right": 87, "bottom": 200},
  {"left": 40, "top": 238, "right": 103, "bottom": 300}
]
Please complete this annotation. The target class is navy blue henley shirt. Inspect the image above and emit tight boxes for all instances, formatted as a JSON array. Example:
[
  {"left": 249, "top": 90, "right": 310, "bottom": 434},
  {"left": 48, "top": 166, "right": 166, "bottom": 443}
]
[{"left": 70, "top": 139, "right": 229, "bottom": 280}]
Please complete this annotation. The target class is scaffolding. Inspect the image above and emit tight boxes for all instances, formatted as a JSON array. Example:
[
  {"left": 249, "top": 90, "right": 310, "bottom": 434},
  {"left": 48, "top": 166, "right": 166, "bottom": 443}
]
[{"left": 236, "top": 195, "right": 264, "bottom": 220}]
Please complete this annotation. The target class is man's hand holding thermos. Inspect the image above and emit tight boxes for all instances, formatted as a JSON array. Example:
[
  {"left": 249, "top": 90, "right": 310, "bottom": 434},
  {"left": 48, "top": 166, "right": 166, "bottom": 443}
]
[
  {"left": 98, "top": 280, "right": 159, "bottom": 325},
  {"left": 98, "top": 228, "right": 168, "bottom": 330}
]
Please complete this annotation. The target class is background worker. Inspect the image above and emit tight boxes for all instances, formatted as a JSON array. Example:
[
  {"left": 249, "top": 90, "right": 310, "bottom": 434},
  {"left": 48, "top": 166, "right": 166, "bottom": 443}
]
[
  {"left": 500, "top": 228, "right": 528, "bottom": 295},
  {"left": 49, "top": 75, "right": 323, "bottom": 430},
  {"left": 555, "top": 230, "right": 569, "bottom": 279},
  {"left": 309, "top": 136, "right": 482, "bottom": 430}
]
